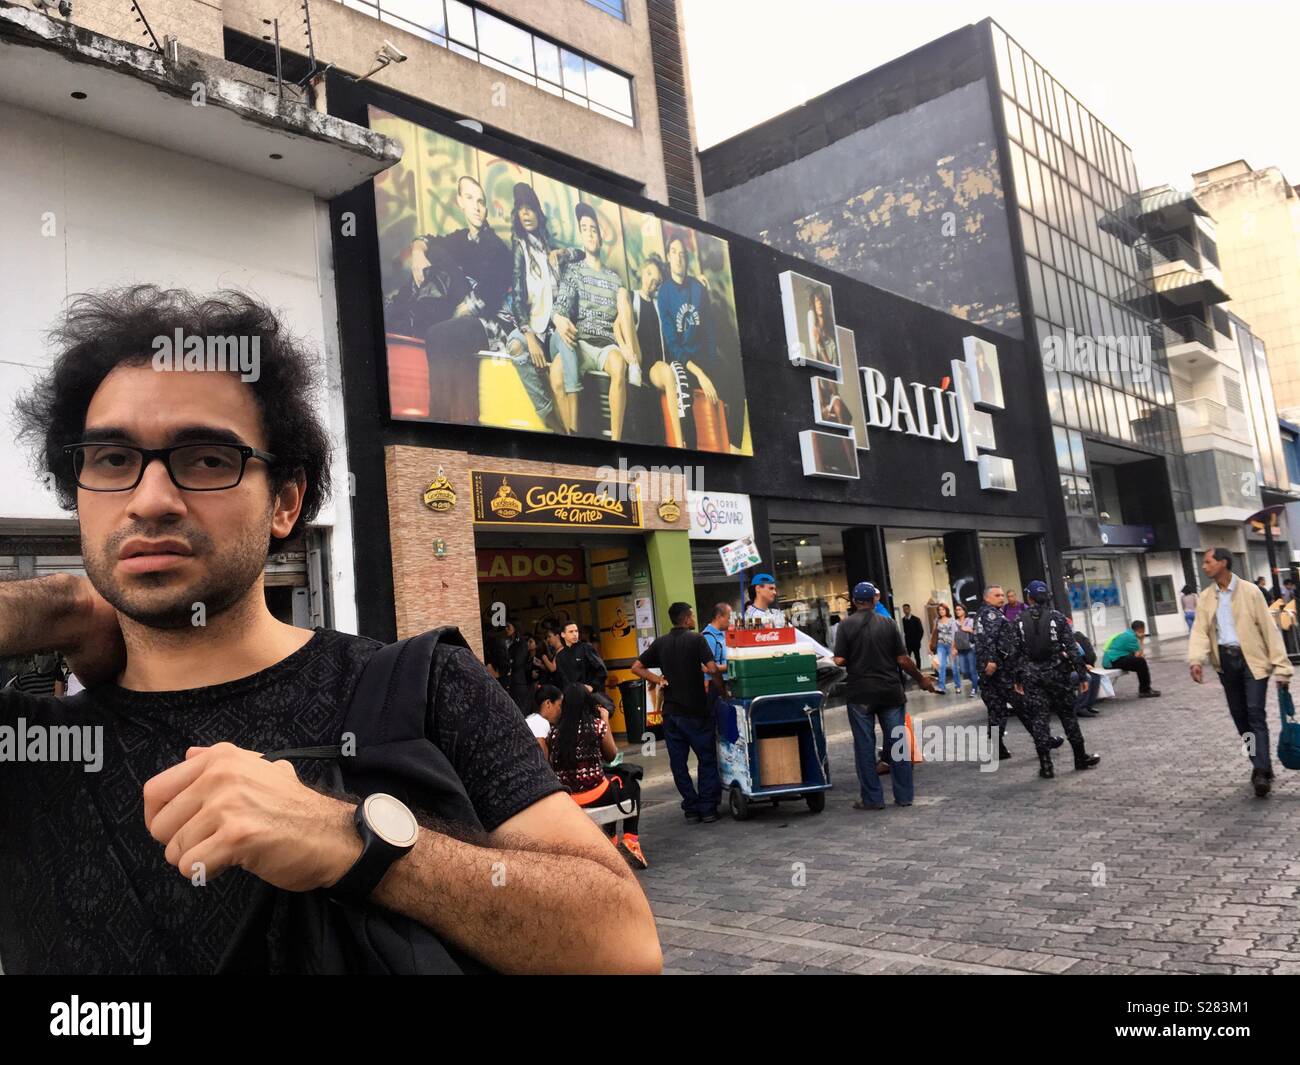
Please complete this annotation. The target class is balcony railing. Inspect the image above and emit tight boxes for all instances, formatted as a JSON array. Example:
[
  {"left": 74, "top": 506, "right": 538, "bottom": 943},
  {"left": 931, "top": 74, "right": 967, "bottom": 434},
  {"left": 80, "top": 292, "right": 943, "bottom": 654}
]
[
  {"left": 1145, "top": 234, "right": 1203, "bottom": 270},
  {"left": 1177, "top": 396, "right": 1248, "bottom": 438},
  {"left": 1163, "top": 315, "right": 1216, "bottom": 350}
]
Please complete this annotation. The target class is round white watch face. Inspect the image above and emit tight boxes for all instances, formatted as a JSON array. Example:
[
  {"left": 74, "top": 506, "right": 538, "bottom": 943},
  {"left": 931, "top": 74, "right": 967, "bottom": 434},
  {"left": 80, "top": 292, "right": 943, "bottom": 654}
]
[{"left": 363, "top": 793, "right": 419, "bottom": 849}]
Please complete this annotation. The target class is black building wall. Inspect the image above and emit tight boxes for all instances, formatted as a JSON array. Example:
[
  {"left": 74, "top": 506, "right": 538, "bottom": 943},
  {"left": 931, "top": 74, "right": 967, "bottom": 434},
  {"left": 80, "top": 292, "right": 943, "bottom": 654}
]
[
  {"left": 700, "top": 22, "right": 1022, "bottom": 340},
  {"left": 326, "top": 74, "right": 1065, "bottom": 640}
]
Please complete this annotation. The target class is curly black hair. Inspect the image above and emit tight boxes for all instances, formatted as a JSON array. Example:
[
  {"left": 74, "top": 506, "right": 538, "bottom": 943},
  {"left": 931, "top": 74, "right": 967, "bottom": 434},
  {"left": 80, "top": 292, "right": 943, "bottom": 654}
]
[{"left": 14, "top": 285, "right": 332, "bottom": 552}]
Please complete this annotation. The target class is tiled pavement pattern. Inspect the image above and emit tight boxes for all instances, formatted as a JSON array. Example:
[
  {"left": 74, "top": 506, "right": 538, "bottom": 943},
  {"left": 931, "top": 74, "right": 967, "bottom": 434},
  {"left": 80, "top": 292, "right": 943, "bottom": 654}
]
[{"left": 628, "top": 640, "right": 1300, "bottom": 975}]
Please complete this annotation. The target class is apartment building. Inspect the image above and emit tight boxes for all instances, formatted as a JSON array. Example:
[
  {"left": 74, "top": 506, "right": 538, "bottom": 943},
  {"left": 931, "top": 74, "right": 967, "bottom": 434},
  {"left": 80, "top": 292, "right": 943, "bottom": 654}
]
[{"left": 1191, "top": 161, "right": 1300, "bottom": 421}]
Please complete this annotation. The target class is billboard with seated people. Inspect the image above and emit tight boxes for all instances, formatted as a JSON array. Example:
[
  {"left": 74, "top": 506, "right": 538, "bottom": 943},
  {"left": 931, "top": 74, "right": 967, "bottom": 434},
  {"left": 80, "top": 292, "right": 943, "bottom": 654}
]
[{"left": 371, "top": 107, "right": 752, "bottom": 455}]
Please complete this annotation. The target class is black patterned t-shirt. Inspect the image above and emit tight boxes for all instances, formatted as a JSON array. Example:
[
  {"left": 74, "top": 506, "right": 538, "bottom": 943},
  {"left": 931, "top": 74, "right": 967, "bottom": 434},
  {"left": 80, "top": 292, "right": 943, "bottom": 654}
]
[{"left": 0, "top": 629, "right": 562, "bottom": 974}]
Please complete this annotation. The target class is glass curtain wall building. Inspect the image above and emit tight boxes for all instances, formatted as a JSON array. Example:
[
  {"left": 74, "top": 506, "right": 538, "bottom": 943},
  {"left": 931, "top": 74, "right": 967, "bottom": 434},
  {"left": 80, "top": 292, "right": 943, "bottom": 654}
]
[{"left": 990, "top": 22, "right": 1192, "bottom": 541}]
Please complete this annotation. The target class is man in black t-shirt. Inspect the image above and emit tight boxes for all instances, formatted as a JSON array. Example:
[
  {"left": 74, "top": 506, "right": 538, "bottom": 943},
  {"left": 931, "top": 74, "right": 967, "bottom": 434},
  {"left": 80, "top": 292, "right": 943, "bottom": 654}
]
[
  {"left": 632, "top": 602, "right": 723, "bottom": 823},
  {"left": 0, "top": 286, "right": 660, "bottom": 975},
  {"left": 555, "top": 621, "right": 614, "bottom": 713},
  {"left": 834, "top": 582, "right": 934, "bottom": 810}
]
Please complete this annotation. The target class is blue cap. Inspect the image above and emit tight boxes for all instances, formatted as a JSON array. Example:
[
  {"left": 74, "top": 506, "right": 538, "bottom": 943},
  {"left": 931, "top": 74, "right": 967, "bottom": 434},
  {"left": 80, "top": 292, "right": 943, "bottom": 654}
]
[
  {"left": 1026, "top": 579, "right": 1049, "bottom": 598},
  {"left": 852, "top": 581, "right": 879, "bottom": 602},
  {"left": 750, "top": 572, "right": 776, "bottom": 586}
]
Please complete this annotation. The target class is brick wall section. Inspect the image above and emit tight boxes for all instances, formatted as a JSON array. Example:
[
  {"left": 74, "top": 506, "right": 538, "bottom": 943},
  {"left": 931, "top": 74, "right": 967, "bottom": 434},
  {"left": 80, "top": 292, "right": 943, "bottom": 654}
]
[{"left": 386, "top": 445, "right": 689, "bottom": 657}]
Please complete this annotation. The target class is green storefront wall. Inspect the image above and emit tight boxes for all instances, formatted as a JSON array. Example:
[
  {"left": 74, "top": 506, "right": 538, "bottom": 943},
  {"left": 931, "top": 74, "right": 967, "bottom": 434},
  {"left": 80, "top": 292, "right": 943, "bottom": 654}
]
[{"left": 645, "top": 530, "right": 695, "bottom": 633}]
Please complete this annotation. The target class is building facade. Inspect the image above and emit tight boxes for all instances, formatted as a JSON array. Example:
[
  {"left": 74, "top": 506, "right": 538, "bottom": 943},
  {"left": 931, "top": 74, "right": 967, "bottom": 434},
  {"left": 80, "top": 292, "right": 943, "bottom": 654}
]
[
  {"left": 325, "top": 73, "right": 1066, "bottom": 729},
  {"left": 1192, "top": 161, "right": 1300, "bottom": 420},
  {"left": 0, "top": 3, "right": 398, "bottom": 631},
  {"left": 699, "top": 18, "right": 1199, "bottom": 648}
]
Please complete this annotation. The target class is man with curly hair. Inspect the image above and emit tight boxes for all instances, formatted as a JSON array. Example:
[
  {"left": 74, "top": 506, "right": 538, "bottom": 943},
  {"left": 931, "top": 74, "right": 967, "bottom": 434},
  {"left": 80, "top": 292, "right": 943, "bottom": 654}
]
[{"left": 0, "top": 286, "right": 661, "bottom": 975}]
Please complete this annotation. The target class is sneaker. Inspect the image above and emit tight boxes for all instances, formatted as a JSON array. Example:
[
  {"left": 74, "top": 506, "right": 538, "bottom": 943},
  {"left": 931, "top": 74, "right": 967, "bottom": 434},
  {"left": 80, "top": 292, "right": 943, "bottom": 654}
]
[
  {"left": 619, "top": 835, "right": 649, "bottom": 869},
  {"left": 853, "top": 800, "right": 886, "bottom": 811},
  {"left": 700, "top": 811, "right": 719, "bottom": 823},
  {"left": 684, "top": 811, "right": 702, "bottom": 824},
  {"left": 1139, "top": 689, "right": 1161, "bottom": 698},
  {"left": 1252, "top": 769, "right": 1271, "bottom": 798},
  {"left": 968, "top": 689, "right": 977, "bottom": 698}
]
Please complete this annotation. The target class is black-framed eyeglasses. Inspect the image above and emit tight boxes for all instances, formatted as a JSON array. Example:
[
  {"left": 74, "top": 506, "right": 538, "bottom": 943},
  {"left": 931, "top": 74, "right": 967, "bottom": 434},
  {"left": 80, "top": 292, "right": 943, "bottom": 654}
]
[{"left": 63, "top": 442, "right": 277, "bottom": 492}]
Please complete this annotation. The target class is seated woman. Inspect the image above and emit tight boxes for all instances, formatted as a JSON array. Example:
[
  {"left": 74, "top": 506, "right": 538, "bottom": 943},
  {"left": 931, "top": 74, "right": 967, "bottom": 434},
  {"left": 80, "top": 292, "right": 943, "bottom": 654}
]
[
  {"left": 528, "top": 684, "right": 562, "bottom": 756},
  {"left": 546, "top": 684, "right": 647, "bottom": 870}
]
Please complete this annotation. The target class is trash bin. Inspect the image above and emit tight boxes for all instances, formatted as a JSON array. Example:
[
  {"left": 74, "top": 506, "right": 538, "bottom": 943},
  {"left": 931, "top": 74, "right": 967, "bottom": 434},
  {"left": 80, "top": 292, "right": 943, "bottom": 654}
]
[{"left": 618, "top": 679, "right": 646, "bottom": 741}]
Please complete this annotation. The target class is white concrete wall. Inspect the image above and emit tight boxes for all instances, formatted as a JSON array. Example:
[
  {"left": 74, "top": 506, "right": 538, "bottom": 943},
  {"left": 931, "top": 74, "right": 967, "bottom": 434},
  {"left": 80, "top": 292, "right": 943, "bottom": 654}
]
[
  {"left": 0, "top": 99, "right": 358, "bottom": 633},
  {"left": 1144, "top": 551, "right": 1188, "bottom": 639}
]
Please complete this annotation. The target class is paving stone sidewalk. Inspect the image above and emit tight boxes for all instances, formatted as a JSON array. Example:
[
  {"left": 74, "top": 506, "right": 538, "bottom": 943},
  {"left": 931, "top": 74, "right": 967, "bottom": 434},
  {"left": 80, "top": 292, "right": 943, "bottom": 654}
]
[{"left": 631, "top": 640, "right": 1300, "bottom": 974}]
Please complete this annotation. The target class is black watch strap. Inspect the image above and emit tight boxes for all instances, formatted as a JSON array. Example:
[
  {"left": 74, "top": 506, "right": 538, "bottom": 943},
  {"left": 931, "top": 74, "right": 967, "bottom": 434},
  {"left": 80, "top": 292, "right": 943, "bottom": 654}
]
[{"left": 330, "top": 794, "right": 418, "bottom": 904}]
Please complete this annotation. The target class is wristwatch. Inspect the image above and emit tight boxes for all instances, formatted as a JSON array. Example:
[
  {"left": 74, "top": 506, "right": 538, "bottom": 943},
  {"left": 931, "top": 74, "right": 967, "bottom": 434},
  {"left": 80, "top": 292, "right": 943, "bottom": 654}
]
[{"left": 330, "top": 792, "right": 419, "bottom": 903}]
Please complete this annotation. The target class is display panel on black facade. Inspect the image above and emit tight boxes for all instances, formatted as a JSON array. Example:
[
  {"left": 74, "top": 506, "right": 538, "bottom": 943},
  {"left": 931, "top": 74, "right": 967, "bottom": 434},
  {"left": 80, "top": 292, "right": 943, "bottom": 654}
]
[
  {"left": 779, "top": 269, "right": 840, "bottom": 370},
  {"left": 371, "top": 107, "right": 751, "bottom": 454}
]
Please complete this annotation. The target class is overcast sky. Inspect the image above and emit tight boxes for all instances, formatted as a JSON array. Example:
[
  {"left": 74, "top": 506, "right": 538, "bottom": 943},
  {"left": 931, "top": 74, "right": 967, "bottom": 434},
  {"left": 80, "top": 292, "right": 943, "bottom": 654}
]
[{"left": 682, "top": 0, "right": 1300, "bottom": 191}]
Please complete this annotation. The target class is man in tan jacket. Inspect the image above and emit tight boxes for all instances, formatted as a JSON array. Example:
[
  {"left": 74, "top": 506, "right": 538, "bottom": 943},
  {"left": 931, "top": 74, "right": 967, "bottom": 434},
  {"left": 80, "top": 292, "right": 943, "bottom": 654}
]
[{"left": 1188, "top": 548, "right": 1292, "bottom": 797}]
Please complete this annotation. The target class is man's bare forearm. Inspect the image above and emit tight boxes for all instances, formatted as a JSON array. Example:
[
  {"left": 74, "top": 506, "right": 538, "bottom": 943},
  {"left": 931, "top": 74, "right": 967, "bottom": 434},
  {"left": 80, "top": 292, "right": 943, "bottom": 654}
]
[
  {"left": 0, "top": 574, "right": 86, "bottom": 656},
  {"left": 371, "top": 826, "right": 660, "bottom": 974}
]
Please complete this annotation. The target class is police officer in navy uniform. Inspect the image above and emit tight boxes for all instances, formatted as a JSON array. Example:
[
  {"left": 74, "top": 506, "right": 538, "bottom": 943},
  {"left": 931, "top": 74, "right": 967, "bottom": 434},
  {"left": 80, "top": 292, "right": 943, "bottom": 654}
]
[
  {"left": 1014, "top": 580, "right": 1101, "bottom": 778},
  {"left": 974, "top": 583, "right": 1056, "bottom": 774}
]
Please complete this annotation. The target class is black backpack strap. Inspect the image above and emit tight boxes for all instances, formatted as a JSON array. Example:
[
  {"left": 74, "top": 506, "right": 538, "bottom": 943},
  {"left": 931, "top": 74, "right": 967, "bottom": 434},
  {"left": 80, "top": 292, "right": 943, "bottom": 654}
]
[{"left": 344, "top": 626, "right": 470, "bottom": 746}]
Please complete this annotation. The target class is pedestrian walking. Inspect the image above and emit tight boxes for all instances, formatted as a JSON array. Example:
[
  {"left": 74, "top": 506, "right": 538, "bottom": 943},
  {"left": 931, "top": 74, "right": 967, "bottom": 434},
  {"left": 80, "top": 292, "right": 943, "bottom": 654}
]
[
  {"left": 1014, "top": 581, "right": 1100, "bottom": 777},
  {"left": 953, "top": 604, "right": 978, "bottom": 697},
  {"left": 974, "top": 584, "right": 1055, "bottom": 773},
  {"left": 1188, "top": 547, "right": 1292, "bottom": 798},
  {"left": 901, "top": 604, "right": 924, "bottom": 673},
  {"left": 555, "top": 621, "right": 615, "bottom": 714},
  {"left": 631, "top": 603, "right": 724, "bottom": 823},
  {"left": 833, "top": 582, "right": 933, "bottom": 810},
  {"left": 1181, "top": 584, "right": 1198, "bottom": 632}
]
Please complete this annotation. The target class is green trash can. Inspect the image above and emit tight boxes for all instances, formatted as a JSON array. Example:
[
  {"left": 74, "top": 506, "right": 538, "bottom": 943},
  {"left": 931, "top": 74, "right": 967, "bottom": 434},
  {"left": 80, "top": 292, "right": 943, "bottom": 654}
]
[{"left": 618, "top": 679, "right": 646, "bottom": 741}]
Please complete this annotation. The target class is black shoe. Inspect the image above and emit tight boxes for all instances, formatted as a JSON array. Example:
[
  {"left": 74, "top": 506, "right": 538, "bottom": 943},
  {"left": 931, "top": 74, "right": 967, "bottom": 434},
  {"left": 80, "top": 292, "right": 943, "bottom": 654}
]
[
  {"left": 999, "top": 745, "right": 1012, "bottom": 760},
  {"left": 1038, "top": 753, "right": 1055, "bottom": 779},
  {"left": 684, "top": 811, "right": 702, "bottom": 824},
  {"left": 1077, "top": 708, "right": 1099, "bottom": 718},
  {"left": 700, "top": 811, "right": 719, "bottom": 823},
  {"left": 853, "top": 800, "right": 886, "bottom": 811},
  {"left": 1139, "top": 689, "right": 1161, "bottom": 698},
  {"left": 894, "top": 800, "right": 913, "bottom": 807},
  {"left": 1049, "top": 735, "right": 1065, "bottom": 749},
  {"left": 1252, "top": 769, "right": 1271, "bottom": 798},
  {"left": 1074, "top": 753, "right": 1101, "bottom": 770}
]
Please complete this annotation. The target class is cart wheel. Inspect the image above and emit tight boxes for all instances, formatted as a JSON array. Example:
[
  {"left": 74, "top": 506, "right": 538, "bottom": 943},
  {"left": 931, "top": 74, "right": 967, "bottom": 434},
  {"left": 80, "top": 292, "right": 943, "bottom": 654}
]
[
  {"left": 805, "top": 792, "right": 826, "bottom": 814},
  {"left": 728, "top": 784, "right": 751, "bottom": 821}
]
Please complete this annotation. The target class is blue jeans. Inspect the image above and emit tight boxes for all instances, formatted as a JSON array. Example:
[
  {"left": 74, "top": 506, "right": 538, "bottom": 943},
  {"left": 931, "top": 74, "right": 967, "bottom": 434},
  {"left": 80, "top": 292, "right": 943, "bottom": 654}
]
[
  {"left": 506, "top": 328, "right": 555, "bottom": 420},
  {"left": 957, "top": 648, "right": 978, "bottom": 691},
  {"left": 1184, "top": 611, "right": 1196, "bottom": 631},
  {"left": 936, "top": 644, "right": 953, "bottom": 690},
  {"left": 847, "top": 703, "right": 913, "bottom": 805},
  {"left": 664, "top": 711, "right": 721, "bottom": 815}
]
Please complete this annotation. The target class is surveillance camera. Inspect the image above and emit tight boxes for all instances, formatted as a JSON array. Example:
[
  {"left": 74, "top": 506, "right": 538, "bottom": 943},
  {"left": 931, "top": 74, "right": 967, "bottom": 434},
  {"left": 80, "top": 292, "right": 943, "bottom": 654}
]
[{"left": 380, "top": 41, "right": 408, "bottom": 64}]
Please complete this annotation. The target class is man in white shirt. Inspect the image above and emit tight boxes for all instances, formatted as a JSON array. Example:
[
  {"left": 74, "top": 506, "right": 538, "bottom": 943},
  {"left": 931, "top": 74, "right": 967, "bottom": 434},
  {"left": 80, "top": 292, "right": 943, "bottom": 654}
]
[{"left": 742, "top": 573, "right": 785, "bottom": 626}]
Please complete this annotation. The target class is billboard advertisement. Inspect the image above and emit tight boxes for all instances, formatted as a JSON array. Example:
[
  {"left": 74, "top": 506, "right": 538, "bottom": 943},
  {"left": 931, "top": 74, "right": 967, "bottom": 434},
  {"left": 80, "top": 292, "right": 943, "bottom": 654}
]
[{"left": 371, "top": 107, "right": 751, "bottom": 454}]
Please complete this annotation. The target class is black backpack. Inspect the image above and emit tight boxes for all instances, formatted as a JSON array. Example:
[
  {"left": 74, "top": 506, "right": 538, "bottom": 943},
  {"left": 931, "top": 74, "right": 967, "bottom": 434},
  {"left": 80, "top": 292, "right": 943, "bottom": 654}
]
[
  {"left": 1018, "top": 608, "right": 1057, "bottom": 664},
  {"left": 216, "top": 627, "right": 490, "bottom": 975}
]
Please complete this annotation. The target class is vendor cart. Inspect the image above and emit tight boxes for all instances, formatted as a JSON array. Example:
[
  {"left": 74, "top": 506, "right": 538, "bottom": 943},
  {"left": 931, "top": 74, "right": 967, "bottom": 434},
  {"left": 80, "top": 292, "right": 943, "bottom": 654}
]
[{"left": 717, "top": 691, "right": 831, "bottom": 819}]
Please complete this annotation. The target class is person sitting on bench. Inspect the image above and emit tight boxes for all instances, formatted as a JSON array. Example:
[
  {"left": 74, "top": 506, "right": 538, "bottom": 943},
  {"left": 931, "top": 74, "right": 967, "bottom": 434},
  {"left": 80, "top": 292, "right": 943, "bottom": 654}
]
[
  {"left": 1101, "top": 620, "right": 1161, "bottom": 698},
  {"left": 546, "top": 684, "right": 647, "bottom": 870}
]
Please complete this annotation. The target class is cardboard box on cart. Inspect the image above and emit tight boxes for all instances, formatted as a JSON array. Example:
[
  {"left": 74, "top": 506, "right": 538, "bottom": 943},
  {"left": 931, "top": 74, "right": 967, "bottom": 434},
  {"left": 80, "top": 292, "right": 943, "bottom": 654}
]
[{"left": 758, "top": 735, "right": 802, "bottom": 787}]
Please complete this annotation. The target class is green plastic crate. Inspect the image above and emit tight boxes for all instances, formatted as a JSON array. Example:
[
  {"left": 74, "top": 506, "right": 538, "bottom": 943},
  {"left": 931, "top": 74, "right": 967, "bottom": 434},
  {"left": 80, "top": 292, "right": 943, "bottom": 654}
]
[
  {"left": 727, "top": 653, "right": 818, "bottom": 682},
  {"left": 731, "top": 672, "right": 818, "bottom": 698}
]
